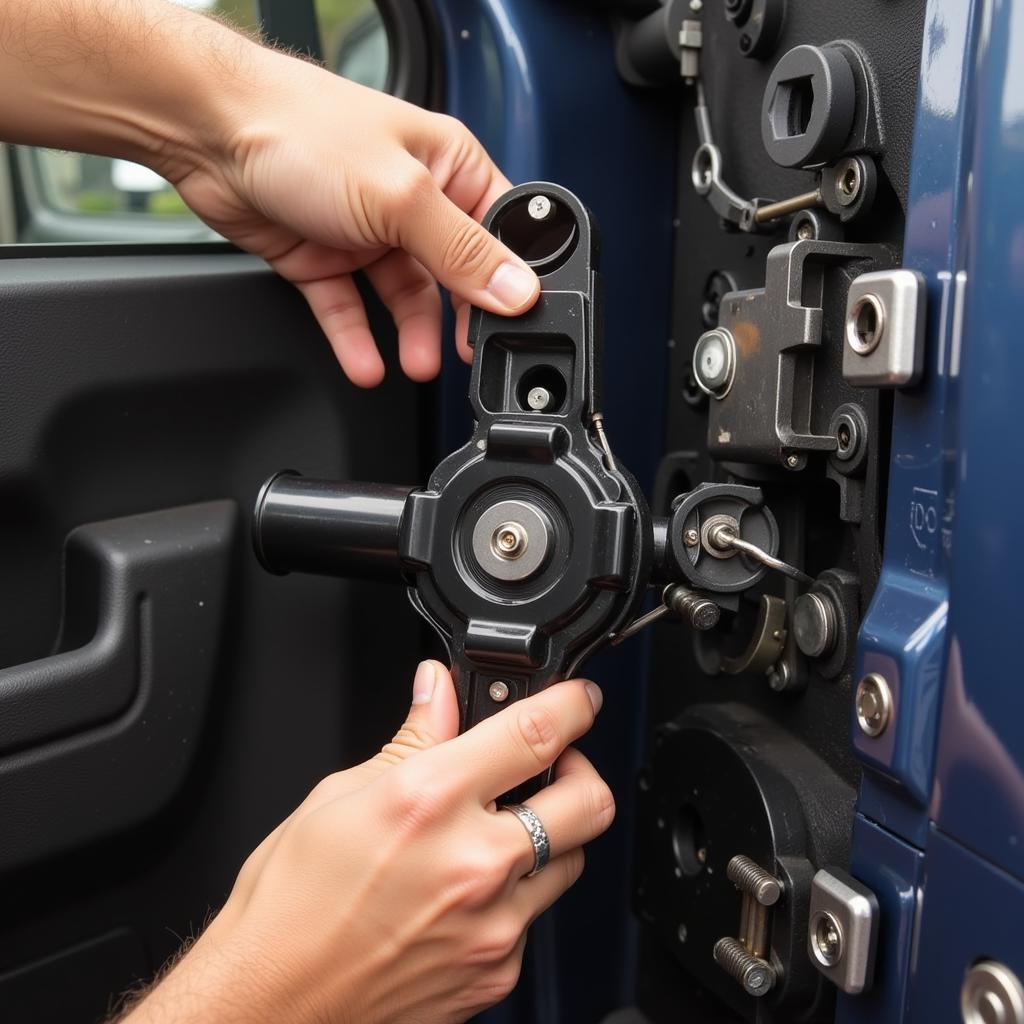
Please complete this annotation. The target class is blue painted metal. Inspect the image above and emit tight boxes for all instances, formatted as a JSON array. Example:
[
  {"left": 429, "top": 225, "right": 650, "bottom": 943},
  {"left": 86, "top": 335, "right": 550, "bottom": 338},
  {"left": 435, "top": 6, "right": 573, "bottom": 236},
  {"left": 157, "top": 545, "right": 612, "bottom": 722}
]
[
  {"left": 433, "top": 3, "right": 678, "bottom": 1022},
  {"left": 853, "top": 0, "right": 978, "bottom": 840},
  {"left": 909, "top": 828, "right": 1024, "bottom": 1022},
  {"left": 929, "top": 0, "right": 1024, "bottom": 886},
  {"left": 837, "top": 816, "right": 925, "bottom": 1024}
]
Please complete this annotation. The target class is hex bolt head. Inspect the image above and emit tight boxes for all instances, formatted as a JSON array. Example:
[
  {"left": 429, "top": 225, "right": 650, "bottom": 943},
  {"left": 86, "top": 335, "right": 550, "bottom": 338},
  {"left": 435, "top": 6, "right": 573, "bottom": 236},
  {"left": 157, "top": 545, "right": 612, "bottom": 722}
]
[
  {"left": 855, "top": 673, "right": 893, "bottom": 737},
  {"left": 488, "top": 680, "right": 510, "bottom": 703},
  {"left": 528, "top": 195, "right": 553, "bottom": 221}
]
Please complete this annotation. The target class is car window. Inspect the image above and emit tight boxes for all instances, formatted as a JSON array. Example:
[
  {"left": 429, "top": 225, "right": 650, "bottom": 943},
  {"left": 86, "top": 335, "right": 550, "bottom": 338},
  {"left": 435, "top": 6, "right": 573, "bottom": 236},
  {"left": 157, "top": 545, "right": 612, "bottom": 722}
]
[{"left": 2, "top": 0, "right": 391, "bottom": 244}]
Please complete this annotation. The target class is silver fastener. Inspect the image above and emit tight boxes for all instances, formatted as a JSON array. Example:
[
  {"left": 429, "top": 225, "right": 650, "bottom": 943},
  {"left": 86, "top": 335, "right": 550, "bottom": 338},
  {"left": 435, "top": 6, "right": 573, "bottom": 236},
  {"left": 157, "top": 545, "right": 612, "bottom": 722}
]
[
  {"left": 713, "top": 936, "right": 776, "bottom": 997},
  {"left": 855, "top": 673, "right": 893, "bottom": 737},
  {"left": 527, "top": 386, "right": 552, "bottom": 411},
  {"left": 834, "top": 158, "right": 862, "bottom": 207},
  {"left": 786, "top": 454, "right": 801, "bottom": 469},
  {"left": 684, "top": 528, "right": 700, "bottom": 547},
  {"left": 962, "top": 961, "right": 1024, "bottom": 1024},
  {"left": 847, "top": 293, "right": 886, "bottom": 356},
  {"left": 489, "top": 680, "right": 510, "bottom": 703},
  {"left": 793, "top": 592, "right": 838, "bottom": 658},
  {"left": 471, "top": 499, "right": 550, "bottom": 582},
  {"left": 492, "top": 521, "right": 527, "bottom": 560},
  {"left": 528, "top": 195, "right": 553, "bottom": 221},
  {"left": 811, "top": 910, "right": 844, "bottom": 967},
  {"left": 692, "top": 328, "right": 736, "bottom": 398},
  {"left": 807, "top": 867, "right": 879, "bottom": 994}
]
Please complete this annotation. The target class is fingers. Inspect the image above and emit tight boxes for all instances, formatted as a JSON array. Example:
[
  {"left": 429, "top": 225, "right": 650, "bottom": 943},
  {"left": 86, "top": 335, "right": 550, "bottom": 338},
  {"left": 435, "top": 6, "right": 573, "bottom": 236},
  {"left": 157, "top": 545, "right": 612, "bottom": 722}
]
[
  {"left": 497, "top": 748, "right": 615, "bottom": 879},
  {"left": 295, "top": 274, "right": 385, "bottom": 387},
  {"left": 429, "top": 679, "right": 604, "bottom": 804},
  {"left": 454, "top": 300, "right": 473, "bottom": 364},
  {"left": 513, "top": 848, "right": 586, "bottom": 923},
  {"left": 365, "top": 250, "right": 443, "bottom": 382},
  {"left": 388, "top": 157, "right": 539, "bottom": 322},
  {"left": 373, "top": 660, "right": 461, "bottom": 768}
]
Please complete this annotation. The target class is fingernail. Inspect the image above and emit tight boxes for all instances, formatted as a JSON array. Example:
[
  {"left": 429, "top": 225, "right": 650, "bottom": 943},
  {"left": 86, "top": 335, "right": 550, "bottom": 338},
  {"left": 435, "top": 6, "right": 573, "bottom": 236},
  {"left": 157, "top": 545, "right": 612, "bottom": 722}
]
[
  {"left": 412, "top": 661, "right": 436, "bottom": 705},
  {"left": 585, "top": 681, "right": 603, "bottom": 715},
  {"left": 486, "top": 261, "right": 538, "bottom": 310}
]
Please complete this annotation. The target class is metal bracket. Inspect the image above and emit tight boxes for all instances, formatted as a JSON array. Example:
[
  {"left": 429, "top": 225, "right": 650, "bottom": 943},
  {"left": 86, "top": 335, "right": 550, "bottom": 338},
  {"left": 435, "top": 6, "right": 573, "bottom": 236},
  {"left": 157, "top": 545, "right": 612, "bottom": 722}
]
[
  {"left": 807, "top": 868, "right": 879, "bottom": 995},
  {"left": 843, "top": 269, "right": 927, "bottom": 387}
]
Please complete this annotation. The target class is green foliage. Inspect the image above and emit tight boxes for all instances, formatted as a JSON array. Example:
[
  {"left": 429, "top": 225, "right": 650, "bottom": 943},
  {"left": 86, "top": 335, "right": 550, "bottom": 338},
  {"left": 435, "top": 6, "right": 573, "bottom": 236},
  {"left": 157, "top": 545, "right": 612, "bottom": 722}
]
[{"left": 74, "top": 191, "right": 120, "bottom": 213}]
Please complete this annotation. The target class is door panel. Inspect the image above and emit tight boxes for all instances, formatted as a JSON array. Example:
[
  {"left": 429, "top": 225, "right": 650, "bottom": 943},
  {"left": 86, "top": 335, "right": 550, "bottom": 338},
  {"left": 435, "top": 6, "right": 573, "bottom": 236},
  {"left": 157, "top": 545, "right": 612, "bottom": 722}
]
[{"left": 0, "top": 251, "right": 431, "bottom": 1020}]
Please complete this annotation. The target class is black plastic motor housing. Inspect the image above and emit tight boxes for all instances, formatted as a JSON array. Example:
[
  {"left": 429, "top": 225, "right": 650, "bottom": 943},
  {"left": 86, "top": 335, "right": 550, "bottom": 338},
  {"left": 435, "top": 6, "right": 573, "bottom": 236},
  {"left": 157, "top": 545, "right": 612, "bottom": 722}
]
[{"left": 252, "top": 183, "right": 655, "bottom": 741}]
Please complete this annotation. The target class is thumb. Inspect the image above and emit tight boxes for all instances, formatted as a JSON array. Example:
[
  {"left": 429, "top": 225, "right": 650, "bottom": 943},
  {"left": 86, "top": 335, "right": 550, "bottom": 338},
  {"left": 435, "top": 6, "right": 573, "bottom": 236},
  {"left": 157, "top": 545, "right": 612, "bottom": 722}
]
[
  {"left": 373, "top": 660, "right": 461, "bottom": 768},
  {"left": 395, "top": 172, "right": 540, "bottom": 317}
]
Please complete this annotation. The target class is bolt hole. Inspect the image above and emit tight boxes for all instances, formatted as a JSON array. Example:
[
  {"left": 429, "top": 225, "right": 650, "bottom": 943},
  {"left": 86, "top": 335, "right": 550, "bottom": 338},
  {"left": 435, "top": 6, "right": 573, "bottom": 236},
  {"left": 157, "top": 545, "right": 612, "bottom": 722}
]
[
  {"left": 739, "top": 33, "right": 752, "bottom": 52},
  {"left": 517, "top": 365, "right": 567, "bottom": 414},
  {"left": 837, "top": 423, "right": 851, "bottom": 450},
  {"left": 840, "top": 166, "right": 859, "bottom": 196},
  {"left": 812, "top": 912, "right": 843, "bottom": 967},
  {"left": 848, "top": 294, "right": 884, "bottom": 354},
  {"left": 671, "top": 803, "right": 708, "bottom": 878}
]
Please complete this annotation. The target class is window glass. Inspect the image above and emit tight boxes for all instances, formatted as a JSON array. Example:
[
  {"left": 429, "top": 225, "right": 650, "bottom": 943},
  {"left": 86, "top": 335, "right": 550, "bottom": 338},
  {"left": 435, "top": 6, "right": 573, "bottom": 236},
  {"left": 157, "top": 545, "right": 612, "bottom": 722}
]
[
  {"left": 3, "top": 0, "right": 391, "bottom": 244},
  {"left": 315, "top": 0, "right": 390, "bottom": 92}
]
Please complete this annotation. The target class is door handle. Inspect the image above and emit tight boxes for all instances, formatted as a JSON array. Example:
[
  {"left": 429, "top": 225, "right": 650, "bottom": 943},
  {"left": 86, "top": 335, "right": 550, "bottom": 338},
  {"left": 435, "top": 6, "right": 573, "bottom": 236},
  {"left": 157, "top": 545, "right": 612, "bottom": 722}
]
[{"left": 0, "top": 501, "right": 236, "bottom": 872}]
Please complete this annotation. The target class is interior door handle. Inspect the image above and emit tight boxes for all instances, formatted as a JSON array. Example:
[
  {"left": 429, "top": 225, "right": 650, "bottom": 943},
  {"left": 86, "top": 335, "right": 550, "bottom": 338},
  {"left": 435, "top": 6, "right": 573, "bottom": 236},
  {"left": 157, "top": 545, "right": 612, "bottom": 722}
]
[{"left": 0, "top": 500, "right": 236, "bottom": 872}]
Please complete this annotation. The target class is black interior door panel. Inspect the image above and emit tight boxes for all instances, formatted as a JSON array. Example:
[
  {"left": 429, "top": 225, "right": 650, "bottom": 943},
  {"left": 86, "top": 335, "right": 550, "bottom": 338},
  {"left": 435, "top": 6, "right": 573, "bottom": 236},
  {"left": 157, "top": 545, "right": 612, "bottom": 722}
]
[{"left": 0, "top": 251, "right": 431, "bottom": 1022}]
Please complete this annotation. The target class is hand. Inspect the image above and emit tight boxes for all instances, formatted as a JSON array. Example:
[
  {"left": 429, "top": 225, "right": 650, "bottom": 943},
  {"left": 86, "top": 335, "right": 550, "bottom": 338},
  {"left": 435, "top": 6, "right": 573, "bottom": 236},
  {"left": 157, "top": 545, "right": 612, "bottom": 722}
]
[
  {"left": 168, "top": 54, "right": 540, "bottom": 387},
  {"left": 120, "top": 664, "right": 612, "bottom": 1024}
]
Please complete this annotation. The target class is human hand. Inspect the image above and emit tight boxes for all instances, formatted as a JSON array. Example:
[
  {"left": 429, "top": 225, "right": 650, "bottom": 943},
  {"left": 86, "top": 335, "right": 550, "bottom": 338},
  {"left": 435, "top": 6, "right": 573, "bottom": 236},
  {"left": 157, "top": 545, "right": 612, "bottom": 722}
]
[
  {"left": 168, "top": 53, "right": 540, "bottom": 387},
  {"left": 121, "top": 663, "right": 612, "bottom": 1024}
]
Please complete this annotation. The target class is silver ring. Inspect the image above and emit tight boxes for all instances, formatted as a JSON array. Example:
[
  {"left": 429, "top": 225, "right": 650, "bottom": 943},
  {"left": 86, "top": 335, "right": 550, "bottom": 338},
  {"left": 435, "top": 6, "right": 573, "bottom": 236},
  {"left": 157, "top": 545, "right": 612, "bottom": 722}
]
[{"left": 500, "top": 803, "right": 551, "bottom": 877}]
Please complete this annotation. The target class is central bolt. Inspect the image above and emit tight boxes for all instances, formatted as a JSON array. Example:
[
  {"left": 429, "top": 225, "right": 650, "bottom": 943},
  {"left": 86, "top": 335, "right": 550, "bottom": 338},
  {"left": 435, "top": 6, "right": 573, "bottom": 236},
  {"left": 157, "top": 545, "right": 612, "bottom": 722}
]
[
  {"left": 812, "top": 911, "right": 844, "bottom": 967},
  {"left": 492, "top": 521, "right": 527, "bottom": 560},
  {"left": 528, "top": 195, "right": 553, "bottom": 221}
]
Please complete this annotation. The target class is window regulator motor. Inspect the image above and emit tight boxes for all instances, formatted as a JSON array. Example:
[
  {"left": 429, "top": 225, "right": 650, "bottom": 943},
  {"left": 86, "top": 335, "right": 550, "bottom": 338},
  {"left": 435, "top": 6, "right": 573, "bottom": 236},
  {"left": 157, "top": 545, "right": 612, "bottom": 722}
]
[{"left": 251, "top": 183, "right": 808, "bottom": 791}]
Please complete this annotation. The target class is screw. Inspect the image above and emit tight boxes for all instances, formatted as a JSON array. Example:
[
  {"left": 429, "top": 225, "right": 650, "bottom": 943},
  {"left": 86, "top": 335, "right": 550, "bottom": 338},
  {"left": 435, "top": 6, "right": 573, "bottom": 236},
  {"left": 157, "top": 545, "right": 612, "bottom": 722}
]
[
  {"left": 528, "top": 195, "right": 553, "bottom": 221},
  {"left": 684, "top": 528, "right": 700, "bottom": 547},
  {"left": 811, "top": 910, "right": 844, "bottom": 967},
  {"left": 796, "top": 221, "right": 814, "bottom": 240},
  {"left": 855, "top": 673, "right": 893, "bottom": 737},
  {"left": 491, "top": 521, "right": 527, "bottom": 560},
  {"left": 713, "top": 937, "right": 776, "bottom": 997},
  {"left": 527, "top": 386, "right": 551, "bottom": 411},
  {"left": 689, "top": 0, "right": 702, "bottom": 9},
  {"left": 786, "top": 454, "right": 801, "bottom": 469},
  {"left": 488, "top": 680, "right": 510, "bottom": 702},
  {"left": 727, "top": 855, "right": 782, "bottom": 905},
  {"left": 678, "top": 923, "right": 688, "bottom": 943}
]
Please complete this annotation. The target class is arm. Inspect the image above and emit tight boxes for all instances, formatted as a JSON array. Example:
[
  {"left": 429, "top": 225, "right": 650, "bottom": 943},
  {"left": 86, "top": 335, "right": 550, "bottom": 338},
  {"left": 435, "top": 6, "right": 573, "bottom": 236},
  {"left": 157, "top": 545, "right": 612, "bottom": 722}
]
[
  {"left": 114, "top": 664, "right": 612, "bottom": 1024},
  {"left": 0, "top": 0, "right": 540, "bottom": 385}
]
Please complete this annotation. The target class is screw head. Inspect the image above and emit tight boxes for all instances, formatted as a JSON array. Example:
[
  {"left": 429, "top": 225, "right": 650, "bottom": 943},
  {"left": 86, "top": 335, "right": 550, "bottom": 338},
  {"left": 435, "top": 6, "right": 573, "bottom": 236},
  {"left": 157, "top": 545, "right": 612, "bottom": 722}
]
[
  {"left": 677, "top": 923, "right": 688, "bottom": 943},
  {"left": 527, "top": 386, "right": 552, "bottom": 411},
  {"left": 742, "top": 964, "right": 770, "bottom": 995},
  {"left": 488, "top": 680, "right": 510, "bottom": 703},
  {"left": 786, "top": 454, "right": 801, "bottom": 469},
  {"left": 692, "top": 328, "right": 736, "bottom": 398},
  {"left": 811, "top": 910, "right": 844, "bottom": 968},
  {"left": 528, "top": 195, "right": 553, "bottom": 221},
  {"left": 684, "top": 528, "right": 700, "bottom": 547},
  {"left": 855, "top": 673, "right": 893, "bottom": 737},
  {"left": 797, "top": 221, "right": 814, "bottom": 240}
]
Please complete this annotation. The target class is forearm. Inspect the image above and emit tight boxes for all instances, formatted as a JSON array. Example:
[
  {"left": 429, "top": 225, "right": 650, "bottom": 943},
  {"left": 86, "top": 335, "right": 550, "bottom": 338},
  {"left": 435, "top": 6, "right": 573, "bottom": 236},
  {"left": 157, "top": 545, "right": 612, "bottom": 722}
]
[{"left": 0, "top": 0, "right": 270, "bottom": 179}]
